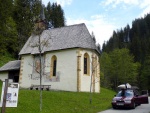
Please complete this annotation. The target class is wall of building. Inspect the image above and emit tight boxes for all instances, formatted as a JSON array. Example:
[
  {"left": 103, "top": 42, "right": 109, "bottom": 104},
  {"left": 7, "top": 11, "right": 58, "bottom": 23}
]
[
  {"left": 19, "top": 49, "right": 78, "bottom": 91},
  {"left": 19, "top": 48, "right": 100, "bottom": 92},
  {"left": 19, "top": 55, "right": 33, "bottom": 88},
  {"left": 44, "top": 49, "right": 77, "bottom": 91},
  {"left": 0, "top": 72, "right": 8, "bottom": 81},
  {"left": 79, "top": 49, "right": 100, "bottom": 93}
]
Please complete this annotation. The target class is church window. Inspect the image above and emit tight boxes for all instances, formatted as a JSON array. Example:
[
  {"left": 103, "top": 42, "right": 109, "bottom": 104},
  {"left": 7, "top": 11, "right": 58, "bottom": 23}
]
[
  {"left": 50, "top": 55, "right": 57, "bottom": 77},
  {"left": 84, "top": 53, "right": 90, "bottom": 75},
  {"left": 53, "top": 59, "right": 57, "bottom": 76}
]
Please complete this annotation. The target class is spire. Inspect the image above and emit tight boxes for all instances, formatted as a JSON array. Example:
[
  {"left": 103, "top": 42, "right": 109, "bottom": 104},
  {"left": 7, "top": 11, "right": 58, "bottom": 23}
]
[
  {"left": 91, "top": 31, "right": 96, "bottom": 43},
  {"left": 40, "top": 4, "right": 45, "bottom": 21},
  {"left": 33, "top": 2, "right": 46, "bottom": 35}
]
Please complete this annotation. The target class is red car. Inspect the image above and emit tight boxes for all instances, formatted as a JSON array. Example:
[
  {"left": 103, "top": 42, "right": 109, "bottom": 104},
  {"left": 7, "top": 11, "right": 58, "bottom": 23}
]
[{"left": 111, "top": 89, "right": 149, "bottom": 109}]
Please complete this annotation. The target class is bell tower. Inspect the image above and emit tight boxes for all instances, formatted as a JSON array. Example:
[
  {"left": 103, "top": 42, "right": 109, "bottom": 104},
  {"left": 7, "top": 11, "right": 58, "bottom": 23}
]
[{"left": 33, "top": 3, "right": 46, "bottom": 35}]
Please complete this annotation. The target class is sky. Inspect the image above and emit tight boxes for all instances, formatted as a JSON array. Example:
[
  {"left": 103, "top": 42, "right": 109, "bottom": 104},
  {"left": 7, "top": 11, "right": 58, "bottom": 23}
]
[{"left": 42, "top": 0, "right": 150, "bottom": 47}]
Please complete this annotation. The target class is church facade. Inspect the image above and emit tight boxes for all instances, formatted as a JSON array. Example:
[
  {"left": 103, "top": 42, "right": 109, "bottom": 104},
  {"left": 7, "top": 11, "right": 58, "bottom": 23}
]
[{"left": 0, "top": 23, "right": 101, "bottom": 92}]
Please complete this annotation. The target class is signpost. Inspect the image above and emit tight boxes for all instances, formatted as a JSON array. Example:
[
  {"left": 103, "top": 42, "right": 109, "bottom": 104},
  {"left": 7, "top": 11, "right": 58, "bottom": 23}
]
[
  {"left": 1, "top": 79, "right": 8, "bottom": 113},
  {"left": 0, "top": 79, "right": 19, "bottom": 113}
]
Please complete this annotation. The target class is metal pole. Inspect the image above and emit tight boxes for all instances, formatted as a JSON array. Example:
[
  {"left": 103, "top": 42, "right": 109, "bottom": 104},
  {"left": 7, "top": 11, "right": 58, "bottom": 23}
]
[{"left": 1, "top": 79, "right": 8, "bottom": 113}]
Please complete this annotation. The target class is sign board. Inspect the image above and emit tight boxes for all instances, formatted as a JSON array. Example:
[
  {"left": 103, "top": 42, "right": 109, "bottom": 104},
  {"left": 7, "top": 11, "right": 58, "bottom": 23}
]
[{"left": 0, "top": 82, "right": 19, "bottom": 107}]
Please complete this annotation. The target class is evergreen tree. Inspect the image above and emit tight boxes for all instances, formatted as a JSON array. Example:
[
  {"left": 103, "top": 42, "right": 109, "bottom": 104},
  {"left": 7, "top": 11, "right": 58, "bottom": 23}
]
[
  {"left": 100, "top": 52, "right": 111, "bottom": 88},
  {"left": 101, "top": 49, "right": 140, "bottom": 90},
  {"left": 13, "top": 0, "right": 41, "bottom": 51},
  {"left": 45, "top": 2, "right": 65, "bottom": 28},
  {"left": 0, "top": 0, "right": 18, "bottom": 56},
  {"left": 0, "top": 0, "right": 66, "bottom": 62},
  {"left": 141, "top": 55, "right": 150, "bottom": 90},
  {"left": 102, "top": 13, "right": 150, "bottom": 90}
]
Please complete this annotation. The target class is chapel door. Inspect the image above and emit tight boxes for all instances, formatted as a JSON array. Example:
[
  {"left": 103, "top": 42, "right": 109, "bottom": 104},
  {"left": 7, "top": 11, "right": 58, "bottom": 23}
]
[{"left": 8, "top": 71, "right": 19, "bottom": 82}]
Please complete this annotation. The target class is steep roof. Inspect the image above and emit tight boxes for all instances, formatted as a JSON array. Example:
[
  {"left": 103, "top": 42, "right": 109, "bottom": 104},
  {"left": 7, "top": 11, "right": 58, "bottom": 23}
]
[
  {"left": 0, "top": 60, "right": 20, "bottom": 72},
  {"left": 19, "top": 23, "right": 100, "bottom": 55}
]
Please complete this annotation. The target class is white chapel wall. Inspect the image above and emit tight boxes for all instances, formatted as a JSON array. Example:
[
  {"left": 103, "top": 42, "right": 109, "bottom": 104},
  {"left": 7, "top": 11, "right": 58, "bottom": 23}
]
[
  {"left": 0, "top": 72, "right": 8, "bottom": 81},
  {"left": 80, "top": 50, "right": 92, "bottom": 92},
  {"left": 44, "top": 49, "right": 77, "bottom": 91},
  {"left": 19, "top": 48, "right": 100, "bottom": 92},
  {"left": 80, "top": 50, "right": 100, "bottom": 92},
  {"left": 20, "top": 49, "right": 78, "bottom": 91},
  {"left": 19, "top": 55, "right": 33, "bottom": 88}
]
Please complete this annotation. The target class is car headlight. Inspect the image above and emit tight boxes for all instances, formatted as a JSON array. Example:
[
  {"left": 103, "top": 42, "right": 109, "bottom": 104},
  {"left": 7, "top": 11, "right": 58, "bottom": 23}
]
[
  {"left": 124, "top": 100, "right": 131, "bottom": 103},
  {"left": 112, "top": 100, "right": 116, "bottom": 103}
]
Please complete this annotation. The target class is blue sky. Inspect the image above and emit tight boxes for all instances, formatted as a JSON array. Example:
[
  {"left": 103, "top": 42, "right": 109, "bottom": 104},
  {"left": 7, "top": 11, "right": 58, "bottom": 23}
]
[{"left": 43, "top": 0, "right": 150, "bottom": 47}]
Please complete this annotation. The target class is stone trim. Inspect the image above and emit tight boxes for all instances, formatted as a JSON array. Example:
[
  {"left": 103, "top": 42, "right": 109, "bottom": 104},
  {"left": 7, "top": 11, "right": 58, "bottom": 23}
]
[
  {"left": 19, "top": 57, "right": 24, "bottom": 84},
  {"left": 77, "top": 50, "right": 81, "bottom": 92}
]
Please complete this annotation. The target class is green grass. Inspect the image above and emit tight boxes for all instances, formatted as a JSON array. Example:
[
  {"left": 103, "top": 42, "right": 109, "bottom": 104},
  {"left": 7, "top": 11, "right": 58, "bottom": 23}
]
[
  {"left": 0, "top": 82, "right": 116, "bottom": 113},
  {"left": 0, "top": 53, "right": 116, "bottom": 113}
]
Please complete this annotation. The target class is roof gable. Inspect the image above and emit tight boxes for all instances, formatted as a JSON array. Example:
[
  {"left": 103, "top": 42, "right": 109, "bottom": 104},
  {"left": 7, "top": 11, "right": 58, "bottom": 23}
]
[
  {"left": 19, "top": 23, "right": 99, "bottom": 55},
  {"left": 0, "top": 60, "right": 20, "bottom": 72}
]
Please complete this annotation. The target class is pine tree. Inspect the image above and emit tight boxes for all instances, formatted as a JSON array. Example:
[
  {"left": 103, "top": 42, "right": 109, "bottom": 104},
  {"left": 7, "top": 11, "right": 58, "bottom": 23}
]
[
  {"left": 13, "top": 0, "right": 42, "bottom": 51},
  {"left": 102, "top": 13, "right": 150, "bottom": 89},
  {"left": 0, "top": 0, "right": 17, "bottom": 56},
  {"left": 45, "top": 2, "right": 65, "bottom": 28}
]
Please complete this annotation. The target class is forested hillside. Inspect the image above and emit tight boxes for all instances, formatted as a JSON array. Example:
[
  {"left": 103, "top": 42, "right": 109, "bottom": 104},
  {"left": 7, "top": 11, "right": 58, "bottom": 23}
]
[
  {"left": 101, "top": 13, "right": 150, "bottom": 91},
  {"left": 0, "top": 0, "right": 65, "bottom": 66}
]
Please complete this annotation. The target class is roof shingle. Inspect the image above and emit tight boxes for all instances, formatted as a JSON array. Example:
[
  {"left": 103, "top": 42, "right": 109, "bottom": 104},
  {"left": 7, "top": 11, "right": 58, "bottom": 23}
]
[
  {"left": 0, "top": 60, "right": 20, "bottom": 72},
  {"left": 19, "top": 23, "right": 99, "bottom": 55}
]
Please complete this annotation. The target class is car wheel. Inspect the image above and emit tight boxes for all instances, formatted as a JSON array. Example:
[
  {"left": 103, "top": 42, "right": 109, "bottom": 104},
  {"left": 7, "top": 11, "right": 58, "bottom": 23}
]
[
  {"left": 112, "top": 105, "right": 117, "bottom": 109},
  {"left": 137, "top": 104, "right": 141, "bottom": 106},
  {"left": 132, "top": 102, "right": 136, "bottom": 109}
]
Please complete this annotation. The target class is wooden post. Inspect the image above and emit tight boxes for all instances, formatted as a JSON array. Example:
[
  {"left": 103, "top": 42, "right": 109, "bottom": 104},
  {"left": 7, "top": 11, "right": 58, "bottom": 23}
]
[{"left": 1, "top": 79, "right": 8, "bottom": 113}]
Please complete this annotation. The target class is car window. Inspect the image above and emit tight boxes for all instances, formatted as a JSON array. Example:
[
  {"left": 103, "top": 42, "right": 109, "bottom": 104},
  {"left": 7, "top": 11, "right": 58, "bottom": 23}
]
[{"left": 116, "top": 90, "right": 134, "bottom": 97}]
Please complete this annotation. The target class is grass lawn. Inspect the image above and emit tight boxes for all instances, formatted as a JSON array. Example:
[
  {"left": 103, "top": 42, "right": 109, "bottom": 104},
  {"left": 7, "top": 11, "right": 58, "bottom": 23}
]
[{"left": 0, "top": 82, "right": 116, "bottom": 113}]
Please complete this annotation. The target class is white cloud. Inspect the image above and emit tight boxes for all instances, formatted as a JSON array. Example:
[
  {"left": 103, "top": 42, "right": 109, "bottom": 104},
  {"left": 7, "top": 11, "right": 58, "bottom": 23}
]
[
  {"left": 123, "top": 0, "right": 139, "bottom": 5},
  {"left": 138, "top": 0, "right": 150, "bottom": 17},
  {"left": 101, "top": 0, "right": 139, "bottom": 7},
  {"left": 139, "top": 0, "right": 150, "bottom": 8},
  {"left": 91, "top": 15, "right": 105, "bottom": 19},
  {"left": 139, "top": 6, "right": 150, "bottom": 18},
  {"left": 55, "top": 0, "right": 72, "bottom": 7},
  {"left": 100, "top": 0, "right": 150, "bottom": 22},
  {"left": 66, "top": 15, "right": 118, "bottom": 47},
  {"left": 101, "top": 0, "right": 150, "bottom": 10},
  {"left": 42, "top": 0, "right": 50, "bottom": 5},
  {"left": 43, "top": 0, "right": 72, "bottom": 7}
]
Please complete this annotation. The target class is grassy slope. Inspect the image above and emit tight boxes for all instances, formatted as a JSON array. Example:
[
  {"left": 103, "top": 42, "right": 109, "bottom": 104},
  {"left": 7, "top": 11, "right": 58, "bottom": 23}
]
[
  {"left": 0, "top": 81, "right": 116, "bottom": 113},
  {"left": 0, "top": 54, "right": 116, "bottom": 113}
]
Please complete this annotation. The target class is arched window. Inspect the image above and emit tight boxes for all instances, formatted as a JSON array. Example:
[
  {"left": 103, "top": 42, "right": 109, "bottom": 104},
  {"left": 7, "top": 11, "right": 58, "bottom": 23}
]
[
  {"left": 50, "top": 55, "right": 57, "bottom": 77},
  {"left": 84, "top": 53, "right": 90, "bottom": 75}
]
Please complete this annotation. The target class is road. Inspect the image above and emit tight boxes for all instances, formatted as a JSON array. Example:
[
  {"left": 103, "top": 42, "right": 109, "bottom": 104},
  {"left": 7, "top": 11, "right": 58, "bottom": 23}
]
[{"left": 98, "top": 97, "right": 150, "bottom": 113}]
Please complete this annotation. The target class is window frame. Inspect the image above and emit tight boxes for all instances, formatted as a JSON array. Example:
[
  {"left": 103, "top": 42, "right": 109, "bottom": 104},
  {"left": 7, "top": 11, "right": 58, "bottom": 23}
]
[
  {"left": 83, "top": 53, "right": 90, "bottom": 75},
  {"left": 50, "top": 55, "right": 57, "bottom": 77}
]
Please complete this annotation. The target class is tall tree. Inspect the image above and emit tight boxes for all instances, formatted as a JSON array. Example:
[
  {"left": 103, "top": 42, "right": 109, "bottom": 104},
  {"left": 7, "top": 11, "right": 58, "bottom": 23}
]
[
  {"left": 101, "top": 49, "right": 140, "bottom": 90},
  {"left": 45, "top": 2, "right": 51, "bottom": 22},
  {"left": 110, "top": 49, "right": 139, "bottom": 89},
  {"left": 13, "top": 0, "right": 41, "bottom": 51},
  {"left": 45, "top": 2, "right": 65, "bottom": 28},
  {"left": 100, "top": 52, "right": 111, "bottom": 88},
  {"left": 0, "top": 0, "right": 18, "bottom": 56},
  {"left": 102, "top": 13, "right": 150, "bottom": 90},
  {"left": 141, "top": 55, "right": 150, "bottom": 90}
]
